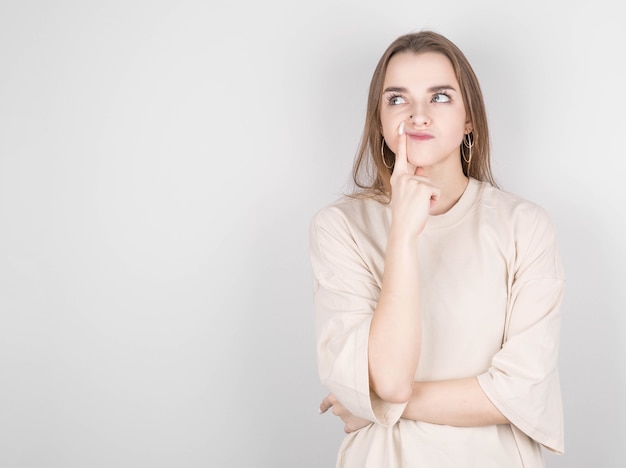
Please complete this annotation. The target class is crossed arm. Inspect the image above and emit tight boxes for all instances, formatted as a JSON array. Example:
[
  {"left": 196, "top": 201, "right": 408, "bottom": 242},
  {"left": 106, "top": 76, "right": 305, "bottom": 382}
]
[{"left": 320, "top": 377, "right": 508, "bottom": 433}]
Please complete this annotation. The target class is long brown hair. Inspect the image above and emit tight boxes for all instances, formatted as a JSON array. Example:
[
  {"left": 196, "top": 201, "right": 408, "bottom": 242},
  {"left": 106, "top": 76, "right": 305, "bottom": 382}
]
[{"left": 351, "top": 30, "right": 497, "bottom": 200}]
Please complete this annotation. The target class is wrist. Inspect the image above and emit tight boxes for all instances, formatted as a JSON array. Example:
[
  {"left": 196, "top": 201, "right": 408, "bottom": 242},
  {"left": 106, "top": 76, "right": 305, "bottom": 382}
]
[{"left": 388, "top": 224, "right": 420, "bottom": 247}]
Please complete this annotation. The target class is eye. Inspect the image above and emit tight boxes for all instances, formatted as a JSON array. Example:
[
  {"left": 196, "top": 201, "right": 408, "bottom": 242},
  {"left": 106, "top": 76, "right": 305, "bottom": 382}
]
[
  {"left": 432, "top": 92, "right": 451, "bottom": 103},
  {"left": 387, "top": 94, "right": 407, "bottom": 105}
]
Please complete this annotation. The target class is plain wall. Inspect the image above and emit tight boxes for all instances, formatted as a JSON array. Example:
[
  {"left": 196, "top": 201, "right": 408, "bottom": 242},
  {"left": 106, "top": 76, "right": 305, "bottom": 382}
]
[{"left": 1, "top": 1, "right": 624, "bottom": 467}]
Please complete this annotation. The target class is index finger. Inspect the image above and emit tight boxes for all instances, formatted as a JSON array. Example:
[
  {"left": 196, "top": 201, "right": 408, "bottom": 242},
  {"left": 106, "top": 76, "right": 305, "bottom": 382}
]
[{"left": 392, "top": 121, "right": 408, "bottom": 177}]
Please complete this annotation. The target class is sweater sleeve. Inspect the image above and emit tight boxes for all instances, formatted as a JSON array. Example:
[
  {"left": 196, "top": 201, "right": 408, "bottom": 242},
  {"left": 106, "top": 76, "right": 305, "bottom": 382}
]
[
  {"left": 477, "top": 203, "right": 565, "bottom": 453},
  {"left": 309, "top": 206, "right": 407, "bottom": 427}
]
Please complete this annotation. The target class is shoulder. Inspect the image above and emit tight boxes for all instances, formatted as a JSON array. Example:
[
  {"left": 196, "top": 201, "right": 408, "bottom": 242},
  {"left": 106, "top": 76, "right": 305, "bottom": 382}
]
[
  {"left": 477, "top": 181, "right": 556, "bottom": 232},
  {"left": 475, "top": 182, "right": 561, "bottom": 270},
  {"left": 308, "top": 196, "right": 385, "bottom": 271},
  {"left": 310, "top": 195, "right": 388, "bottom": 236}
]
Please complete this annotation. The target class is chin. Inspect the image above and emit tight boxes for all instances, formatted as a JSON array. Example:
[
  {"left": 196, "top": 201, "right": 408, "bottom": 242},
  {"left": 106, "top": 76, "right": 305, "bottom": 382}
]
[{"left": 408, "top": 158, "right": 434, "bottom": 169}]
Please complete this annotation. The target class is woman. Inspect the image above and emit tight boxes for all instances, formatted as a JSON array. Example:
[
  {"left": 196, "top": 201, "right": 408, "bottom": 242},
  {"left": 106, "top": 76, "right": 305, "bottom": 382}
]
[{"left": 309, "top": 30, "right": 564, "bottom": 467}]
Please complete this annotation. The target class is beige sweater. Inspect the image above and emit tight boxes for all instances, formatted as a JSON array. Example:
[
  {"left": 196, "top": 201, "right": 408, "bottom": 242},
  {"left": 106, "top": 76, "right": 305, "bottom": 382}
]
[{"left": 309, "top": 178, "right": 565, "bottom": 468}]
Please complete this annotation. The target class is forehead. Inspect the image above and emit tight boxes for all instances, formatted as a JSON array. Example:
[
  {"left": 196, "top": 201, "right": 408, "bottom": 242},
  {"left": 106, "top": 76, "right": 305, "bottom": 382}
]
[{"left": 383, "top": 52, "right": 458, "bottom": 88}]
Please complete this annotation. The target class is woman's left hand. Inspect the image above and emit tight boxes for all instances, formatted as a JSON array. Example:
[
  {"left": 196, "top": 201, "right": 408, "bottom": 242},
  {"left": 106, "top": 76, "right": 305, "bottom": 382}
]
[{"left": 320, "top": 394, "right": 371, "bottom": 433}]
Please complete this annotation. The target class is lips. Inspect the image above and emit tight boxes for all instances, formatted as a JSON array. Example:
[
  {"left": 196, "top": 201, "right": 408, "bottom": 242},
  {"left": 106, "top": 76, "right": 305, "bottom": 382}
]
[{"left": 407, "top": 131, "right": 434, "bottom": 141}]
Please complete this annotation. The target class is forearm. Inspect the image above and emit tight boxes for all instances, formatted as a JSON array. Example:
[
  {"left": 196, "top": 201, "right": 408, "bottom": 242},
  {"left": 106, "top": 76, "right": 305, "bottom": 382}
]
[
  {"left": 368, "top": 228, "right": 421, "bottom": 403},
  {"left": 401, "top": 377, "right": 508, "bottom": 426}
]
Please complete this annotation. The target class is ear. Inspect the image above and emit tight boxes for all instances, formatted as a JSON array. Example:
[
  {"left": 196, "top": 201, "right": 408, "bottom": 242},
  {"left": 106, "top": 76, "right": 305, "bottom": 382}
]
[{"left": 464, "top": 122, "right": 473, "bottom": 134}]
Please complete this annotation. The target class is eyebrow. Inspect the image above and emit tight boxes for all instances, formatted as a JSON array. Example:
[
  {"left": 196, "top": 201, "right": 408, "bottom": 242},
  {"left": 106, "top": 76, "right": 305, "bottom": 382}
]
[{"left": 383, "top": 85, "right": 457, "bottom": 93}]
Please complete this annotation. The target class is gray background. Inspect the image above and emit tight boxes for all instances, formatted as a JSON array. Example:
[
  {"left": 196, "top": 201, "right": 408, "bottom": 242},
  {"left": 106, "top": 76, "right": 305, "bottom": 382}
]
[{"left": 1, "top": 0, "right": 624, "bottom": 467}]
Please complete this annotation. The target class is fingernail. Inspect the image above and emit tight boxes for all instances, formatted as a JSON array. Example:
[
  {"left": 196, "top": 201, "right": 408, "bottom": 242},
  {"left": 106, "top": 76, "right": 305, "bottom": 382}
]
[{"left": 399, "top": 121, "right": 405, "bottom": 135}]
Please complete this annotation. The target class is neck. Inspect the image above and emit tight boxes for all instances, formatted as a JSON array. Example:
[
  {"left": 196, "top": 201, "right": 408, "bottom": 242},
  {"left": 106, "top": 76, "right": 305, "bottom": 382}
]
[{"left": 427, "top": 171, "right": 470, "bottom": 216}]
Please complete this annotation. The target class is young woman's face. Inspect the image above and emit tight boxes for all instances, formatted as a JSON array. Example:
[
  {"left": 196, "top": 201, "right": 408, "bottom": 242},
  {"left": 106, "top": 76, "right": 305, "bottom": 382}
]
[{"left": 380, "top": 52, "right": 471, "bottom": 174}]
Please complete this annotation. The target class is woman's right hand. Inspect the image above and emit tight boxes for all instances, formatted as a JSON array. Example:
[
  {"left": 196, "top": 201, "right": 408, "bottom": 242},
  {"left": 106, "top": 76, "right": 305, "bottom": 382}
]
[{"left": 389, "top": 121, "right": 440, "bottom": 237}]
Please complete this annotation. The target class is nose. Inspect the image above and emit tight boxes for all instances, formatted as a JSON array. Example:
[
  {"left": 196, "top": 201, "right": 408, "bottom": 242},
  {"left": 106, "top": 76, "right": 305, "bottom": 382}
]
[{"left": 409, "top": 102, "right": 430, "bottom": 127}]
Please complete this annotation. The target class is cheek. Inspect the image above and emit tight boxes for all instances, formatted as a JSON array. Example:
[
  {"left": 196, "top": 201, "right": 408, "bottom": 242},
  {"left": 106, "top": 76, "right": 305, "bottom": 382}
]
[
  {"left": 381, "top": 126, "right": 399, "bottom": 152},
  {"left": 380, "top": 115, "right": 402, "bottom": 147},
  {"left": 440, "top": 115, "right": 468, "bottom": 143}
]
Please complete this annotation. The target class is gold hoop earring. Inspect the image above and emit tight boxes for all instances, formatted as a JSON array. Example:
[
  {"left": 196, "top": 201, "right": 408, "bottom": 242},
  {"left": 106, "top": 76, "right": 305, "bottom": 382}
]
[
  {"left": 462, "top": 132, "right": 474, "bottom": 164},
  {"left": 381, "top": 138, "right": 393, "bottom": 169}
]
